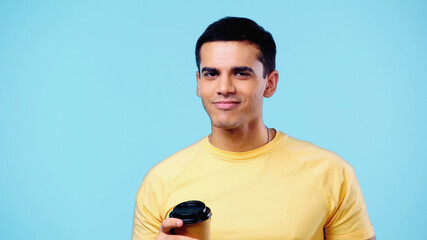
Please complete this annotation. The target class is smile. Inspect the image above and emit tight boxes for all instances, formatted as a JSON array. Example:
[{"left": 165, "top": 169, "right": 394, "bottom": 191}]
[{"left": 212, "top": 101, "right": 240, "bottom": 110}]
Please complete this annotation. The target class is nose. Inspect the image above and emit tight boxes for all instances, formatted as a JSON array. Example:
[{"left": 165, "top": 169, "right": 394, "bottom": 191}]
[{"left": 216, "top": 74, "right": 236, "bottom": 96}]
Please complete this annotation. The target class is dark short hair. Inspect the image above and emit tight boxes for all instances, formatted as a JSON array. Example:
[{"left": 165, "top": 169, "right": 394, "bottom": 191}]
[{"left": 195, "top": 16, "right": 276, "bottom": 77}]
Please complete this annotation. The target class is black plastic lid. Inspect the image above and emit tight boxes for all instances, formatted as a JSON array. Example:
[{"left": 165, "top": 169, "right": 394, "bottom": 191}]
[{"left": 169, "top": 200, "right": 212, "bottom": 225}]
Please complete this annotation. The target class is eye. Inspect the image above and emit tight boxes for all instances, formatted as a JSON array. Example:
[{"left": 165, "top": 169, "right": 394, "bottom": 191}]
[
  {"left": 235, "top": 72, "right": 251, "bottom": 79},
  {"left": 203, "top": 72, "right": 218, "bottom": 78},
  {"left": 236, "top": 72, "right": 249, "bottom": 76}
]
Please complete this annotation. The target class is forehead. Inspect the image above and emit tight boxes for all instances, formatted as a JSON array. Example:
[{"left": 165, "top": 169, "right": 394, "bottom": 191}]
[{"left": 199, "top": 41, "right": 262, "bottom": 69}]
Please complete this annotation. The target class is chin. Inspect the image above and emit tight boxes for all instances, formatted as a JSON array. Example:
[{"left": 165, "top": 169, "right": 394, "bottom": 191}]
[{"left": 211, "top": 120, "right": 241, "bottom": 130}]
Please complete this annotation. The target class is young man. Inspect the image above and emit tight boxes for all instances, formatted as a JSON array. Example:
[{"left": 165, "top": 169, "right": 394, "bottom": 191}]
[{"left": 132, "top": 17, "right": 376, "bottom": 240}]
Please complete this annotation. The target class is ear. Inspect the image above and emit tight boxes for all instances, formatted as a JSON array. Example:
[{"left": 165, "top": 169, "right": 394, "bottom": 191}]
[
  {"left": 196, "top": 71, "right": 201, "bottom": 97},
  {"left": 263, "top": 70, "right": 279, "bottom": 98}
]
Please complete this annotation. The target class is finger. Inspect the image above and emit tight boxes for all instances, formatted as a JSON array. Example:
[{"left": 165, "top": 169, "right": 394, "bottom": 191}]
[
  {"left": 158, "top": 234, "right": 199, "bottom": 240},
  {"left": 160, "top": 218, "right": 183, "bottom": 233},
  {"left": 172, "top": 236, "right": 199, "bottom": 240},
  {"left": 157, "top": 231, "right": 199, "bottom": 240}
]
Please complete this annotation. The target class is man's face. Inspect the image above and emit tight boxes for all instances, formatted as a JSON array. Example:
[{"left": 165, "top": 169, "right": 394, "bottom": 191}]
[{"left": 197, "top": 41, "right": 276, "bottom": 130}]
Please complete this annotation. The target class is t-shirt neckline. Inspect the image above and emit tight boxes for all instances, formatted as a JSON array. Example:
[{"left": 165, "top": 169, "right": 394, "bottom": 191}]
[{"left": 202, "top": 131, "right": 285, "bottom": 161}]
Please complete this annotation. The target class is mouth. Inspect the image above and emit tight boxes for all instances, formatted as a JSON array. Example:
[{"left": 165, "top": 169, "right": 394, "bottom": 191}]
[{"left": 212, "top": 101, "right": 241, "bottom": 110}]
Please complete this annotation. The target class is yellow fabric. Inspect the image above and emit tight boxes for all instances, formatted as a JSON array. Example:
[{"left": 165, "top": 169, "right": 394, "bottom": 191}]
[{"left": 132, "top": 132, "right": 375, "bottom": 240}]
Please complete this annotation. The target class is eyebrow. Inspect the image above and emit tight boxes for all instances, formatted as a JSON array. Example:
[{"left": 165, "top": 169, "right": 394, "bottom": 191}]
[
  {"left": 201, "top": 67, "right": 218, "bottom": 73},
  {"left": 201, "top": 66, "right": 255, "bottom": 73},
  {"left": 231, "top": 66, "right": 254, "bottom": 73}
]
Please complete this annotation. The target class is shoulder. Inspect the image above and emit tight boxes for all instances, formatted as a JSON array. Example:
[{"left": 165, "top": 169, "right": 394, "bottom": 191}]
[
  {"left": 281, "top": 133, "right": 364, "bottom": 209},
  {"left": 280, "top": 134, "right": 357, "bottom": 197},
  {"left": 282, "top": 134, "right": 353, "bottom": 174},
  {"left": 135, "top": 138, "right": 207, "bottom": 212},
  {"left": 133, "top": 138, "right": 208, "bottom": 231},
  {"left": 143, "top": 137, "right": 206, "bottom": 185},
  {"left": 282, "top": 134, "right": 364, "bottom": 205}
]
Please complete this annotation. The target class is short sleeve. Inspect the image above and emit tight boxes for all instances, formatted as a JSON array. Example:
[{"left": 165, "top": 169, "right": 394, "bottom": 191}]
[
  {"left": 324, "top": 165, "right": 375, "bottom": 240},
  {"left": 132, "top": 172, "right": 164, "bottom": 240}
]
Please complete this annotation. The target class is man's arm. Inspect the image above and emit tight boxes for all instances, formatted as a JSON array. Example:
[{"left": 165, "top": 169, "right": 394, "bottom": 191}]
[{"left": 323, "top": 163, "right": 375, "bottom": 240}]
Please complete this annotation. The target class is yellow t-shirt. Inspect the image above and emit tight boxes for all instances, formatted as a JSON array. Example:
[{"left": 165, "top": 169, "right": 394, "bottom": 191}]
[{"left": 132, "top": 132, "right": 375, "bottom": 240}]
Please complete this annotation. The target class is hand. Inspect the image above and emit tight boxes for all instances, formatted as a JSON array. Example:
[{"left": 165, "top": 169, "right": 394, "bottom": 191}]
[{"left": 156, "top": 218, "right": 198, "bottom": 240}]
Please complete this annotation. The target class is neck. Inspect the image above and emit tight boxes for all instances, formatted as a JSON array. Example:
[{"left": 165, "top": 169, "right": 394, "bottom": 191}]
[{"left": 209, "top": 120, "right": 273, "bottom": 152}]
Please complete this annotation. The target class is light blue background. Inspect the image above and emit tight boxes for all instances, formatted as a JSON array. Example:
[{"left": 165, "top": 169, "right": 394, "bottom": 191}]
[{"left": 1, "top": 1, "right": 425, "bottom": 239}]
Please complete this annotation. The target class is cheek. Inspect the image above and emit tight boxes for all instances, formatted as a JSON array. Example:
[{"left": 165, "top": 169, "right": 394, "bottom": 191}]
[
  {"left": 243, "top": 84, "right": 265, "bottom": 101},
  {"left": 200, "top": 90, "right": 213, "bottom": 107},
  {"left": 245, "top": 88, "right": 265, "bottom": 113},
  {"left": 199, "top": 83, "right": 214, "bottom": 96},
  {"left": 200, "top": 91, "right": 212, "bottom": 103}
]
